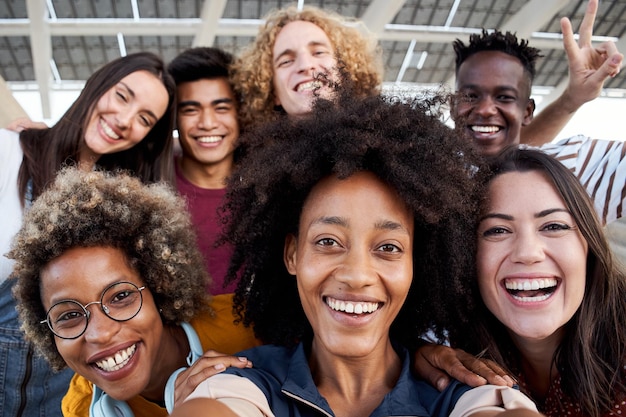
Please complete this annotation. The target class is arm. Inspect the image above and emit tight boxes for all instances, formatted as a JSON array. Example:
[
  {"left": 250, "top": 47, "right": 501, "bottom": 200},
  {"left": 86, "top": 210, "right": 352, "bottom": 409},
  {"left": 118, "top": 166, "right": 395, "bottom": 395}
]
[
  {"left": 471, "top": 411, "right": 544, "bottom": 417},
  {"left": 521, "top": 0, "right": 623, "bottom": 146},
  {"left": 5, "top": 117, "right": 48, "bottom": 132},
  {"left": 169, "top": 398, "right": 241, "bottom": 417},
  {"left": 172, "top": 350, "right": 252, "bottom": 409},
  {"left": 413, "top": 343, "right": 514, "bottom": 391}
]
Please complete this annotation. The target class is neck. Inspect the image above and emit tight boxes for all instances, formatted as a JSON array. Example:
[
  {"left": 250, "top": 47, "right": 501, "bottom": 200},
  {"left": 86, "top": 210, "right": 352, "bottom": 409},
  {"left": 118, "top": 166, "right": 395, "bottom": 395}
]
[
  {"left": 309, "top": 338, "right": 401, "bottom": 417},
  {"left": 177, "top": 155, "right": 232, "bottom": 189},
  {"left": 141, "top": 325, "right": 190, "bottom": 403},
  {"left": 511, "top": 329, "right": 563, "bottom": 401}
]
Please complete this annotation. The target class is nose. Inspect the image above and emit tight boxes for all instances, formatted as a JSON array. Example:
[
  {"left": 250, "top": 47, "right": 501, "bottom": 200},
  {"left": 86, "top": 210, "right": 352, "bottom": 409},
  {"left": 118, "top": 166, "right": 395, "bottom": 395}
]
[
  {"left": 82, "top": 304, "right": 121, "bottom": 344},
  {"left": 114, "top": 112, "right": 133, "bottom": 129},
  {"left": 509, "top": 229, "right": 545, "bottom": 265},
  {"left": 198, "top": 109, "right": 218, "bottom": 130},
  {"left": 296, "top": 53, "right": 317, "bottom": 75},
  {"left": 334, "top": 246, "right": 377, "bottom": 289},
  {"left": 473, "top": 96, "right": 497, "bottom": 117}
]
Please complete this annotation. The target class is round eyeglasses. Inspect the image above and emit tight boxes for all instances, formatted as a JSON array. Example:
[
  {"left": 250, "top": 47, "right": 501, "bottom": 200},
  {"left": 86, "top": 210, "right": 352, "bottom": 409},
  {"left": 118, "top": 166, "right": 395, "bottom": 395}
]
[{"left": 41, "top": 281, "right": 146, "bottom": 340}]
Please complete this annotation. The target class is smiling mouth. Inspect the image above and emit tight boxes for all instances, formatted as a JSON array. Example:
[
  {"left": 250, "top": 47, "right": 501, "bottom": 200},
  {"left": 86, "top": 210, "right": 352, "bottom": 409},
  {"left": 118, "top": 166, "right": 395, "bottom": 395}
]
[
  {"left": 470, "top": 125, "right": 501, "bottom": 134},
  {"left": 504, "top": 278, "right": 557, "bottom": 302},
  {"left": 196, "top": 136, "right": 223, "bottom": 144},
  {"left": 325, "top": 296, "right": 380, "bottom": 315},
  {"left": 94, "top": 344, "right": 136, "bottom": 372},
  {"left": 296, "top": 80, "right": 324, "bottom": 93},
  {"left": 100, "top": 119, "right": 121, "bottom": 140}
]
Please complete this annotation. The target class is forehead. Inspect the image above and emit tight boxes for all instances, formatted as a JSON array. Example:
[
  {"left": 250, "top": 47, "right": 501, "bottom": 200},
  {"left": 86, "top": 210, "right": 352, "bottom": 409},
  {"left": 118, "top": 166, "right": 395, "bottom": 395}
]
[
  {"left": 456, "top": 50, "right": 530, "bottom": 92},
  {"left": 301, "top": 172, "right": 413, "bottom": 225},
  {"left": 487, "top": 170, "right": 563, "bottom": 208},
  {"left": 273, "top": 20, "right": 333, "bottom": 54},
  {"left": 40, "top": 246, "right": 140, "bottom": 305},
  {"left": 176, "top": 77, "right": 235, "bottom": 103}
]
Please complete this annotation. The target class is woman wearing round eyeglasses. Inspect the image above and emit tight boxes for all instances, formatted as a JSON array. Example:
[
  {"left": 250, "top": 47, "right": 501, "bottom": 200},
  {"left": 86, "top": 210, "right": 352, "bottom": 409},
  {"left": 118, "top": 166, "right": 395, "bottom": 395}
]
[{"left": 8, "top": 167, "right": 258, "bottom": 417}]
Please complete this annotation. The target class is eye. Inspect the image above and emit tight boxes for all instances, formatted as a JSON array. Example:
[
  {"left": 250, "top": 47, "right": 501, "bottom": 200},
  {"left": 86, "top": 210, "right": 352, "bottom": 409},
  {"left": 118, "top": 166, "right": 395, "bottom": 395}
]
[
  {"left": 497, "top": 94, "right": 516, "bottom": 102},
  {"left": 106, "top": 289, "right": 140, "bottom": 310},
  {"left": 482, "top": 226, "right": 510, "bottom": 237},
  {"left": 179, "top": 106, "right": 198, "bottom": 115},
  {"left": 55, "top": 310, "right": 84, "bottom": 323},
  {"left": 378, "top": 243, "right": 401, "bottom": 253},
  {"left": 116, "top": 91, "right": 128, "bottom": 102},
  {"left": 316, "top": 237, "right": 338, "bottom": 247},
  {"left": 216, "top": 105, "right": 233, "bottom": 113},
  {"left": 459, "top": 92, "right": 478, "bottom": 103},
  {"left": 277, "top": 58, "right": 294, "bottom": 68},
  {"left": 541, "top": 222, "right": 572, "bottom": 232},
  {"left": 139, "top": 115, "right": 152, "bottom": 127}
]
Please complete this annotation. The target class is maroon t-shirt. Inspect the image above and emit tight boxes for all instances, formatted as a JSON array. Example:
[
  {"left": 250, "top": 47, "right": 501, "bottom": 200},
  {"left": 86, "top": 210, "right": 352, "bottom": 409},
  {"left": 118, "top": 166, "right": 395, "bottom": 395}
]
[{"left": 175, "top": 164, "right": 237, "bottom": 294}]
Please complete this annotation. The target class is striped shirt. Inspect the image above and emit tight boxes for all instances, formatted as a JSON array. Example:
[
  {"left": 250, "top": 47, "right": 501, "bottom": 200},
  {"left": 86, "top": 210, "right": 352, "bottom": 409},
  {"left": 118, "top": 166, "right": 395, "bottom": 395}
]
[{"left": 538, "top": 135, "right": 626, "bottom": 225}]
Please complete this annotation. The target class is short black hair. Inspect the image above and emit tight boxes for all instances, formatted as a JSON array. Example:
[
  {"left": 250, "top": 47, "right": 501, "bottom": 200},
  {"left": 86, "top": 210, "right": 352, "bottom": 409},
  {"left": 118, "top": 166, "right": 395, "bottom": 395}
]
[
  {"left": 167, "top": 47, "right": 233, "bottom": 85},
  {"left": 453, "top": 29, "right": 543, "bottom": 82}
]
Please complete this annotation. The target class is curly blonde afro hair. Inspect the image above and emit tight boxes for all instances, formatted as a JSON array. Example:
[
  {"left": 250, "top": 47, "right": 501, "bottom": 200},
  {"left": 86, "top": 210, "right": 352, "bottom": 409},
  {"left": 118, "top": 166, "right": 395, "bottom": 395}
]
[
  {"left": 232, "top": 5, "right": 383, "bottom": 129},
  {"left": 10, "top": 167, "right": 210, "bottom": 370}
]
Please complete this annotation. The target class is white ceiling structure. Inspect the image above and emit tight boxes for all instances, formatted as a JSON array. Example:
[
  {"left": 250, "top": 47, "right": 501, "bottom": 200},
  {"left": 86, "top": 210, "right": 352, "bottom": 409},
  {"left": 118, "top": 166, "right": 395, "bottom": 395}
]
[{"left": 0, "top": 0, "right": 625, "bottom": 125}]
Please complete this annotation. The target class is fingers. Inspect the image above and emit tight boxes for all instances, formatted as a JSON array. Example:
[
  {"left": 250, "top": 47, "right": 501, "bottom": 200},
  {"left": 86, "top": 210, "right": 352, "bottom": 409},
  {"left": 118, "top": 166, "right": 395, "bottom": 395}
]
[
  {"left": 173, "top": 353, "right": 253, "bottom": 407},
  {"left": 560, "top": 17, "right": 578, "bottom": 61},
  {"left": 578, "top": 0, "right": 598, "bottom": 46},
  {"left": 413, "top": 344, "right": 454, "bottom": 391},
  {"left": 454, "top": 350, "right": 515, "bottom": 387}
]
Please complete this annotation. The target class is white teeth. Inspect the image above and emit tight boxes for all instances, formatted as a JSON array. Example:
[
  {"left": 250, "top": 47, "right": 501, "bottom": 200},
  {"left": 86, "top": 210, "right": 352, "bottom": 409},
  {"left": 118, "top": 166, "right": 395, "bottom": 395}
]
[
  {"left": 504, "top": 278, "right": 557, "bottom": 291},
  {"left": 297, "top": 81, "right": 322, "bottom": 92},
  {"left": 511, "top": 293, "right": 551, "bottom": 303},
  {"left": 504, "top": 278, "right": 557, "bottom": 303},
  {"left": 95, "top": 344, "right": 136, "bottom": 372},
  {"left": 197, "top": 136, "right": 222, "bottom": 144},
  {"left": 471, "top": 125, "right": 499, "bottom": 133},
  {"left": 100, "top": 119, "right": 120, "bottom": 140},
  {"left": 326, "top": 297, "right": 379, "bottom": 315}
]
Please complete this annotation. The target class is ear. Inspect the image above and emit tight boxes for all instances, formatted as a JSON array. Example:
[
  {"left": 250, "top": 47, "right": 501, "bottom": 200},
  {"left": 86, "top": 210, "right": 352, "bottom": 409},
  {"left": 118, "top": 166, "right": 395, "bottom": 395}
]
[
  {"left": 522, "top": 98, "right": 535, "bottom": 126},
  {"left": 284, "top": 234, "right": 297, "bottom": 275}
]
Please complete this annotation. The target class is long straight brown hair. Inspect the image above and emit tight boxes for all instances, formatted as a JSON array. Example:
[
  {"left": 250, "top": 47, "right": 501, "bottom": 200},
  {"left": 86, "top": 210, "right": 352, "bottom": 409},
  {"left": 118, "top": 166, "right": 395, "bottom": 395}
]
[{"left": 17, "top": 52, "right": 176, "bottom": 203}]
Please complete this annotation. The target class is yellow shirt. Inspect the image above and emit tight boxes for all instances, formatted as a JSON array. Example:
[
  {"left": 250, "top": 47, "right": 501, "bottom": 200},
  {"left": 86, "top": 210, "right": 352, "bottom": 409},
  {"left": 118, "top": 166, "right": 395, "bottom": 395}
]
[{"left": 61, "top": 293, "right": 259, "bottom": 417}]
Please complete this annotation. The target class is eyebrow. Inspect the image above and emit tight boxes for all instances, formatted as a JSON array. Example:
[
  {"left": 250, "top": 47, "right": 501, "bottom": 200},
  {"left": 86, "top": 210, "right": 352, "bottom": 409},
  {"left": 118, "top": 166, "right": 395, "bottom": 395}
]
[
  {"left": 273, "top": 40, "right": 331, "bottom": 64},
  {"left": 459, "top": 84, "right": 519, "bottom": 93},
  {"left": 118, "top": 81, "right": 160, "bottom": 121},
  {"left": 178, "top": 97, "right": 234, "bottom": 108},
  {"left": 311, "top": 216, "right": 410, "bottom": 235},
  {"left": 479, "top": 208, "right": 570, "bottom": 222}
]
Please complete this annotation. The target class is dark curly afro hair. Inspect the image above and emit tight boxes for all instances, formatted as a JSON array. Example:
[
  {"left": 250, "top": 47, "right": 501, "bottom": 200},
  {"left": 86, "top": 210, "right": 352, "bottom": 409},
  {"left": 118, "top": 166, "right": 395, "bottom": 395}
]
[
  {"left": 10, "top": 167, "right": 210, "bottom": 370},
  {"left": 221, "top": 91, "right": 488, "bottom": 350}
]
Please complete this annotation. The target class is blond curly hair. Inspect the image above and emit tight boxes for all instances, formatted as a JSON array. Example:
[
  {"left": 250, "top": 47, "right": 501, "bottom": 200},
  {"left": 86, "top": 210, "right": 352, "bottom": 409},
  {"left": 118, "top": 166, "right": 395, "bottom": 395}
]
[
  {"left": 10, "top": 167, "right": 210, "bottom": 370},
  {"left": 232, "top": 5, "right": 383, "bottom": 129}
]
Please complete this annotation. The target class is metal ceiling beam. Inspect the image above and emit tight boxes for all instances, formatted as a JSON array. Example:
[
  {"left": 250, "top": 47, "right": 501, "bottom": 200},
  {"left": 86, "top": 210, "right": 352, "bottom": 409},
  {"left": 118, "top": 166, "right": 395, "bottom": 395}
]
[
  {"left": 500, "top": 0, "right": 569, "bottom": 39},
  {"left": 25, "top": 0, "right": 52, "bottom": 119},
  {"left": 193, "top": 0, "right": 228, "bottom": 47},
  {"left": 0, "top": 18, "right": 576, "bottom": 50},
  {"left": 360, "top": 0, "right": 406, "bottom": 34},
  {"left": 0, "top": 18, "right": 262, "bottom": 37}
]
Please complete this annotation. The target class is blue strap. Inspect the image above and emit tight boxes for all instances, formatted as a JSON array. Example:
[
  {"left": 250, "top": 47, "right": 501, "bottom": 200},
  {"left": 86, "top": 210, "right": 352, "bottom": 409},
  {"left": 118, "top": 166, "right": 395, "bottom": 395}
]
[
  {"left": 89, "top": 386, "right": 133, "bottom": 417},
  {"left": 164, "top": 322, "right": 204, "bottom": 413}
]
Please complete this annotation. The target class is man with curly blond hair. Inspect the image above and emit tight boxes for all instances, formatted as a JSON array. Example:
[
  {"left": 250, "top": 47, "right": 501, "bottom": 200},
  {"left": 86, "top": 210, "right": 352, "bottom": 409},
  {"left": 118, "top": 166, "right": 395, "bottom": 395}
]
[{"left": 232, "top": 5, "right": 382, "bottom": 129}]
